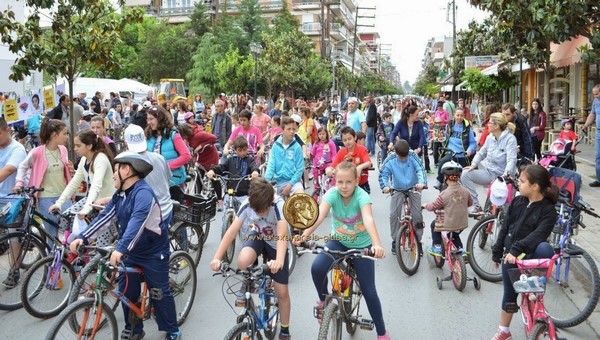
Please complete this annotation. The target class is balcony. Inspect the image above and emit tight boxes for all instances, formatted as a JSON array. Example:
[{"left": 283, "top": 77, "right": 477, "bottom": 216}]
[
  {"left": 301, "top": 22, "right": 322, "bottom": 35},
  {"left": 329, "top": 2, "right": 355, "bottom": 28},
  {"left": 292, "top": 0, "right": 321, "bottom": 10},
  {"left": 225, "top": 0, "right": 284, "bottom": 13},
  {"left": 330, "top": 23, "right": 348, "bottom": 40},
  {"left": 158, "top": 6, "right": 196, "bottom": 16}
]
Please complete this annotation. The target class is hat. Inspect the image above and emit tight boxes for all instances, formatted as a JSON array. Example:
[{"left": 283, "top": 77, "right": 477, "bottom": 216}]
[
  {"left": 561, "top": 118, "right": 572, "bottom": 126},
  {"left": 290, "top": 114, "right": 302, "bottom": 124},
  {"left": 124, "top": 124, "right": 147, "bottom": 153},
  {"left": 489, "top": 177, "right": 509, "bottom": 206},
  {"left": 82, "top": 110, "right": 94, "bottom": 117},
  {"left": 142, "top": 101, "right": 152, "bottom": 108},
  {"left": 183, "top": 112, "right": 194, "bottom": 121}
]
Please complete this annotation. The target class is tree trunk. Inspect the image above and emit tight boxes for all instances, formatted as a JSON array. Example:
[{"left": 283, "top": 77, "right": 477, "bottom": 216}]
[{"left": 68, "top": 78, "right": 76, "bottom": 162}]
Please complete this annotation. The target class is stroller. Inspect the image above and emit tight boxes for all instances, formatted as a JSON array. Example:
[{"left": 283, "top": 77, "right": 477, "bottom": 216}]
[{"left": 539, "top": 135, "right": 582, "bottom": 171}]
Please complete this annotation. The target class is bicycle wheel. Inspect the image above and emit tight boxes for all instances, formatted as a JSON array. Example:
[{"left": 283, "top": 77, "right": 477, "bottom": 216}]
[
  {"left": 395, "top": 224, "right": 420, "bottom": 276},
  {"left": 169, "top": 251, "right": 197, "bottom": 326},
  {"left": 171, "top": 223, "right": 204, "bottom": 267},
  {"left": 222, "top": 211, "right": 236, "bottom": 264},
  {"left": 450, "top": 254, "right": 467, "bottom": 292},
  {"left": 45, "top": 297, "right": 118, "bottom": 340},
  {"left": 20, "top": 255, "right": 76, "bottom": 318},
  {"left": 344, "top": 267, "right": 361, "bottom": 335},
  {"left": 318, "top": 303, "right": 342, "bottom": 340},
  {"left": 0, "top": 232, "right": 47, "bottom": 311},
  {"left": 527, "top": 321, "right": 553, "bottom": 340},
  {"left": 287, "top": 239, "right": 297, "bottom": 277},
  {"left": 544, "top": 245, "right": 600, "bottom": 328},
  {"left": 263, "top": 293, "right": 279, "bottom": 340},
  {"left": 466, "top": 215, "right": 502, "bottom": 282},
  {"left": 225, "top": 321, "right": 255, "bottom": 340},
  {"left": 201, "top": 220, "right": 211, "bottom": 246}
]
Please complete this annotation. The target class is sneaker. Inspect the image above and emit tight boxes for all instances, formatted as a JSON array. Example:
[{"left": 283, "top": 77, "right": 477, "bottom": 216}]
[
  {"left": 278, "top": 332, "right": 291, "bottom": 340},
  {"left": 491, "top": 328, "right": 512, "bottom": 340},
  {"left": 433, "top": 181, "right": 442, "bottom": 190},
  {"left": 391, "top": 241, "right": 396, "bottom": 256},
  {"left": 590, "top": 181, "right": 600, "bottom": 188},
  {"left": 418, "top": 242, "right": 423, "bottom": 257},
  {"left": 2, "top": 268, "right": 20, "bottom": 289},
  {"left": 377, "top": 331, "right": 391, "bottom": 340},
  {"left": 427, "top": 169, "right": 434, "bottom": 174},
  {"left": 469, "top": 205, "right": 484, "bottom": 217},
  {"left": 121, "top": 329, "right": 146, "bottom": 340},
  {"left": 165, "top": 330, "right": 182, "bottom": 340},
  {"left": 428, "top": 244, "right": 442, "bottom": 256}
]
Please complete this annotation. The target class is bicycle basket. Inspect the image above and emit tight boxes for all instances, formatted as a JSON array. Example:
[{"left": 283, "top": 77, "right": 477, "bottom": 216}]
[
  {"left": 507, "top": 267, "right": 548, "bottom": 294},
  {"left": 173, "top": 193, "right": 217, "bottom": 225},
  {"left": 0, "top": 197, "right": 27, "bottom": 229}
]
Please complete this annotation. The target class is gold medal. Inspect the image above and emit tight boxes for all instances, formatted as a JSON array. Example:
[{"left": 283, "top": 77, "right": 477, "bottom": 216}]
[{"left": 283, "top": 193, "right": 319, "bottom": 230}]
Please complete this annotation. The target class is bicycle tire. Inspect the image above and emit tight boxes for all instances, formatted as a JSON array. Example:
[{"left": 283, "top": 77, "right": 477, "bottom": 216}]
[
  {"left": 466, "top": 215, "right": 502, "bottom": 282},
  {"left": 169, "top": 251, "right": 197, "bottom": 326},
  {"left": 527, "top": 322, "right": 552, "bottom": 340},
  {"left": 318, "top": 303, "right": 342, "bottom": 340},
  {"left": 224, "top": 321, "right": 255, "bottom": 340},
  {"left": 544, "top": 245, "right": 600, "bottom": 328},
  {"left": 344, "top": 266, "right": 361, "bottom": 335},
  {"left": 201, "top": 220, "right": 211, "bottom": 246},
  {"left": 0, "top": 232, "right": 47, "bottom": 311},
  {"left": 451, "top": 254, "right": 467, "bottom": 292},
  {"left": 395, "top": 224, "right": 420, "bottom": 276},
  {"left": 287, "top": 240, "right": 297, "bottom": 277},
  {"left": 45, "top": 297, "right": 118, "bottom": 340},
  {"left": 20, "top": 255, "right": 76, "bottom": 318},
  {"left": 171, "top": 223, "right": 204, "bottom": 267},
  {"left": 222, "top": 211, "right": 236, "bottom": 264}
]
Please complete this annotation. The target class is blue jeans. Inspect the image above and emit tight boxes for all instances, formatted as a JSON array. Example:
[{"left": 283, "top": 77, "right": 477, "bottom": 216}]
[
  {"left": 501, "top": 242, "right": 554, "bottom": 311},
  {"left": 311, "top": 240, "right": 386, "bottom": 336},
  {"left": 38, "top": 197, "right": 71, "bottom": 248},
  {"left": 595, "top": 132, "right": 600, "bottom": 181},
  {"left": 366, "top": 127, "right": 376, "bottom": 155}
]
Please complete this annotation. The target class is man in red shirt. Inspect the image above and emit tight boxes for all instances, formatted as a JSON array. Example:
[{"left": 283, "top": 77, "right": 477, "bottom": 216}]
[{"left": 326, "top": 126, "right": 373, "bottom": 193}]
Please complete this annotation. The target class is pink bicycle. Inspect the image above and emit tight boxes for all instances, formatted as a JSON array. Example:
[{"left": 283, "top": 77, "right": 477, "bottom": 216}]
[{"left": 508, "top": 253, "right": 563, "bottom": 339}]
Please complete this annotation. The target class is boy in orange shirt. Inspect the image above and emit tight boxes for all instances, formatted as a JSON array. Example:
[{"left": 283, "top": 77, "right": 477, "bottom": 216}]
[{"left": 326, "top": 126, "right": 372, "bottom": 193}]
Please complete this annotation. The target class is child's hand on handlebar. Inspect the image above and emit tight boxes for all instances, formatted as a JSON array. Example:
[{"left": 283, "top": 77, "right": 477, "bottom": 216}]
[
  {"left": 69, "top": 239, "right": 84, "bottom": 254},
  {"left": 267, "top": 259, "right": 283, "bottom": 273},
  {"left": 210, "top": 258, "right": 222, "bottom": 272},
  {"left": 415, "top": 183, "right": 425, "bottom": 191},
  {"left": 382, "top": 187, "right": 390, "bottom": 194},
  {"left": 370, "top": 245, "right": 385, "bottom": 259}
]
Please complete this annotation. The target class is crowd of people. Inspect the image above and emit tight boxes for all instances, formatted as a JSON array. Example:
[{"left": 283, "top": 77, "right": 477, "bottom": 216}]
[{"left": 1, "top": 85, "right": 600, "bottom": 340}]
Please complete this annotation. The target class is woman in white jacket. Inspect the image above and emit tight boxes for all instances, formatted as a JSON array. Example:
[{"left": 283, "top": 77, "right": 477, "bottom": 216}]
[
  {"left": 49, "top": 129, "right": 114, "bottom": 218},
  {"left": 461, "top": 112, "right": 517, "bottom": 215}
]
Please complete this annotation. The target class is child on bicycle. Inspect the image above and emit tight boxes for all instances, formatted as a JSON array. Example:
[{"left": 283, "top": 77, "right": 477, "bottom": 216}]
[
  {"left": 207, "top": 136, "right": 259, "bottom": 209},
  {"left": 69, "top": 152, "right": 181, "bottom": 340},
  {"left": 422, "top": 161, "right": 472, "bottom": 256},
  {"left": 210, "top": 177, "right": 292, "bottom": 340},
  {"left": 223, "top": 109, "right": 265, "bottom": 161},
  {"left": 378, "top": 140, "right": 427, "bottom": 255},
  {"left": 376, "top": 112, "right": 394, "bottom": 162},
  {"left": 326, "top": 127, "right": 372, "bottom": 194},
  {"left": 310, "top": 127, "right": 337, "bottom": 192},
  {"left": 296, "top": 161, "right": 390, "bottom": 340}
]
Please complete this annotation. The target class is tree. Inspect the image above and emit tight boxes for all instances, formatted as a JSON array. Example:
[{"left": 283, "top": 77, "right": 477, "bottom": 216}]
[
  {"left": 403, "top": 81, "right": 412, "bottom": 94},
  {"left": 0, "top": 0, "right": 142, "bottom": 158},
  {"left": 190, "top": 1, "right": 211, "bottom": 37},
  {"left": 237, "top": 0, "right": 267, "bottom": 54},
  {"left": 215, "top": 48, "right": 253, "bottom": 95},
  {"left": 468, "top": 1, "right": 600, "bottom": 109},
  {"left": 413, "top": 63, "right": 440, "bottom": 96},
  {"left": 461, "top": 68, "right": 517, "bottom": 103}
]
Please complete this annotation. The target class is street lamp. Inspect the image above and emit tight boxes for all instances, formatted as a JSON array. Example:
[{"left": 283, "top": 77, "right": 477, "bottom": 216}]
[{"left": 249, "top": 42, "right": 263, "bottom": 101}]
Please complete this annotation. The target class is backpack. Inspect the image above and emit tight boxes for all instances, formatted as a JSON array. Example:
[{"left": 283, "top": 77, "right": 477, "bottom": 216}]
[
  {"left": 0, "top": 197, "right": 26, "bottom": 228},
  {"left": 305, "top": 119, "right": 318, "bottom": 144}
]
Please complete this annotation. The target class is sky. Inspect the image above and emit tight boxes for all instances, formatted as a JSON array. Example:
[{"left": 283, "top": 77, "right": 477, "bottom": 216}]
[{"left": 363, "top": 0, "right": 489, "bottom": 85}]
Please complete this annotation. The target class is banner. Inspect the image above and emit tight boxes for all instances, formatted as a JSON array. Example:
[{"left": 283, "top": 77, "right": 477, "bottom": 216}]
[
  {"left": 44, "top": 87, "right": 55, "bottom": 109},
  {"left": 55, "top": 83, "right": 66, "bottom": 105},
  {"left": 29, "top": 90, "right": 44, "bottom": 116},
  {"left": 4, "top": 99, "right": 18, "bottom": 123},
  {"left": 464, "top": 55, "right": 501, "bottom": 71}
]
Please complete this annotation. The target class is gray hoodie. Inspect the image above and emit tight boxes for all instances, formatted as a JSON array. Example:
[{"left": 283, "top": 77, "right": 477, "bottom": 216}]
[{"left": 472, "top": 129, "right": 517, "bottom": 176}]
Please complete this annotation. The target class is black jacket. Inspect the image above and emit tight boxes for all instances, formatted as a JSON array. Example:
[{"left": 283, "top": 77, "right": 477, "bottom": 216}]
[
  {"left": 365, "top": 102, "right": 378, "bottom": 127},
  {"left": 211, "top": 155, "right": 258, "bottom": 196},
  {"left": 91, "top": 96, "right": 102, "bottom": 114},
  {"left": 513, "top": 114, "right": 533, "bottom": 160},
  {"left": 492, "top": 195, "right": 557, "bottom": 262},
  {"left": 47, "top": 104, "right": 66, "bottom": 120}
]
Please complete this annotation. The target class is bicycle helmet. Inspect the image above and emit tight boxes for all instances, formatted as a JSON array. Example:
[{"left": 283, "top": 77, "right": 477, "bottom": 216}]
[
  {"left": 441, "top": 160, "right": 462, "bottom": 176},
  {"left": 114, "top": 152, "right": 153, "bottom": 179}
]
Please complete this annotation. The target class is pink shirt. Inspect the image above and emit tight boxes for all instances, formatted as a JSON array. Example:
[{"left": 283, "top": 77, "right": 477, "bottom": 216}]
[
  {"left": 229, "top": 125, "right": 264, "bottom": 153},
  {"left": 251, "top": 114, "right": 271, "bottom": 134}
]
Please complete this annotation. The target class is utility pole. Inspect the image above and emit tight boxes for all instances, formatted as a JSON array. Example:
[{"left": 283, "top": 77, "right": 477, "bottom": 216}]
[
  {"left": 351, "top": 6, "right": 375, "bottom": 75},
  {"left": 446, "top": 0, "right": 457, "bottom": 100}
]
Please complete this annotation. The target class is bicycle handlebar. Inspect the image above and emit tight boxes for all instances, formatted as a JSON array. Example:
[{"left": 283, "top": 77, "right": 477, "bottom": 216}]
[
  {"left": 514, "top": 253, "right": 560, "bottom": 270},
  {"left": 296, "top": 242, "right": 375, "bottom": 259},
  {"left": 11, "top": 186, "right": 45, "bottom": 195},
  {"left": 214, "top": 262, "right": 271, "bottom": 277}
]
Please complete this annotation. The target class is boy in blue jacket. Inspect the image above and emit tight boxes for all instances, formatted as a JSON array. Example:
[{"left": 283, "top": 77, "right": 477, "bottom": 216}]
[
  {"left": 379, "top": 140, "right": 427, "bottom": 255},
  {"left": 265, "top": 116, "right": 305, "bottom": 197}
]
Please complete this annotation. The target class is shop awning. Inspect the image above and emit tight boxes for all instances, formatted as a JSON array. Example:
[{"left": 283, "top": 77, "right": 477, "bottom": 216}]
[
  {"left": 456, "top": 80, "right": 468, "bottom": 91},
  {"left": 550, "top": 35, "right": 590, "bottom": 68},
  {"left": 481, "top": 61, "right": 506, "bottom": 76}
]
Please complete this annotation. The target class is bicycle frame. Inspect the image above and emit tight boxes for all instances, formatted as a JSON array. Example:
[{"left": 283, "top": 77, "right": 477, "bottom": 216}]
[{"left": 237, "top": 275, "right": 279, "bottom": 332}]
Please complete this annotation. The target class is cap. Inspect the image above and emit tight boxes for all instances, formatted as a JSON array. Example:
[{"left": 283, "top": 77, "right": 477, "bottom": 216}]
[
  {"left": 561, "top": 118, "right": 572, "bottom": 126},
  {"left": 114, "top": 152, "right": 153, "bottom": 178},
  {"left": 290, "top": 114, "right": 302, "bottom": 124},
  {"left": 183, "top": 112, "right": 194, "bottom": 121},
  {"left": 143, "top": 101, "right": 152, "bottom": 108},
  {"left": 489, "top": 177, "right": 509, "bottom": 206},
  {"left": 124, "top": 124, "right": 147, "bottom": 153},
  {"left": 82, "top": 111, "right": 94, "bottom": 117}
]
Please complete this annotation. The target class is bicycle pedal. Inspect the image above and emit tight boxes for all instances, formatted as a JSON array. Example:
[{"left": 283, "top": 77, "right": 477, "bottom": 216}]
[
  {"left": 149, "top": 288, "right": 164, "bottom": 300},
  {"left": 358, "top": 318, "right": 374, "bottom": 330},
  {"left": 313, "top": 306, "right": 323, "bottom": 319}
]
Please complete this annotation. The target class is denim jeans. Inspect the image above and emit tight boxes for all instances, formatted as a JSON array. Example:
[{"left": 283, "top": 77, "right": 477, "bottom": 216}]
[
  {"left": 366, "top": 127, "right": 376, "bottom": 155},
  {"left": 595, "top": 132, "right": 600, "bottom": 181},
  {"left": 38, "top": 197, "right": 71, "bottom": 248}
]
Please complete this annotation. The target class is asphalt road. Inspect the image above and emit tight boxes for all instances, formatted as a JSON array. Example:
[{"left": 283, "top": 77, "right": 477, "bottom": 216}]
[{"left": 1, "top": 170, "right": 599, "bottom": 339}]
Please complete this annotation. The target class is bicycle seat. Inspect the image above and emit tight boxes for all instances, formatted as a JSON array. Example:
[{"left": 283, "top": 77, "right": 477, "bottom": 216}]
[{"left": 563, "top": 247, "right": 584, "bottom": 256}]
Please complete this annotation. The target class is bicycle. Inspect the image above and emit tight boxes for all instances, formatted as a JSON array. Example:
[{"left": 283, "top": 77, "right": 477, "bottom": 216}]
[
  {"left": 432, "top": 230, "right": 480, "bottom": 291},
  {"left": 388, "top": 187, "right": 423, "bottom": 276},
  {"left": 216, "top": 173, "right": 252, "bottom": 264},
  {"left": 298, "top": 243, "right": 376, "bottom": 340},
  {"left": 507, "top": 253, "right": 563, "bottom": 339},
  {"left": 310, "top": 161, "right": 333, "bottom": 203},
  {"left": 48, "top": 245, "right": 197, "bottom": 339},
  {"left": 216, "top": 262, "right": 280, "bottom": 340}
]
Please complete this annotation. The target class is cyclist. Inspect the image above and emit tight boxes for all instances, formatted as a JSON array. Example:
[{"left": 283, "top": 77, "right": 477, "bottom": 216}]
[
  {"left": 223, "top": 109, "right": 265, "bottom": 161},
  {"left": 378, "top": 140, "right": 426, "bottom": 256},
  {"left": 326, "top": 127, "right": 372, "bottom": 194},
  {"left": 210, "top": 177, "right": 292, "bottom": 340},
  {"left": 490, "top": 164, "right": 558, "bottom": 340},
  {"left": 423, "top": 161, "right": 472, "bottom": 256},
  {"left": 296, "top": 161, "right": 389, "bottom": 340},
  {"left": 69, "top": 152, "right": 181, "bottom": 340},
  {"left": 264, "top": 116, "right": 305, "bottom": 197}
]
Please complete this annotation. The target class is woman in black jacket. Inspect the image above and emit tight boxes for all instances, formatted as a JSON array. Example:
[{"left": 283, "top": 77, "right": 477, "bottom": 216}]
[{"left": 490, "top": 164, "right": 558, "bottom": 340}]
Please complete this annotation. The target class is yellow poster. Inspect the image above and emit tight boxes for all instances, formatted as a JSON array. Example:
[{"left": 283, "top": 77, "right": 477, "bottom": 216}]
[
  {"left": 4, "top": 99, "right": 18, "bottom": 122},
  {"left": 44, "top": 87, "right": 55, "bottom": 109}
]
